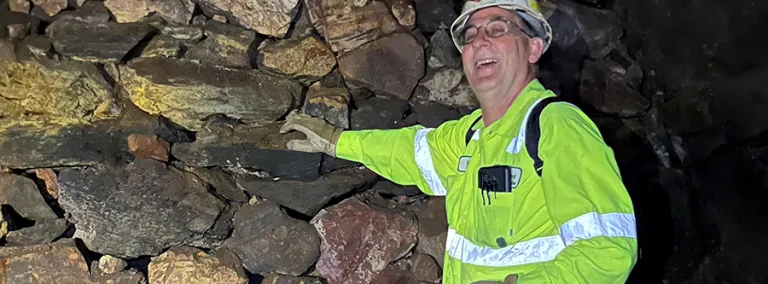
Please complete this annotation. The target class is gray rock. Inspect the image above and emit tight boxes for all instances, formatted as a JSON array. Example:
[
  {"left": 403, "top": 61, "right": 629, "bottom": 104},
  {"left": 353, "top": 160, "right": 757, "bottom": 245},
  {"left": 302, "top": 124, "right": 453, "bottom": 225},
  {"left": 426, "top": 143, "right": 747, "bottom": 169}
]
[
  {"left": 182, "top": 166, "right": 248, "bottom": 203},
  {"left": 119, "top": 57, "right": 302, "bottom": 131},
  {"left": 351, "top": 97, "right": 409, "bottom": 130},
  {"left": 409, "top": 99, "right": 463, "bottom": 128},
  {"left": 194, "top": 0, "right": 300, "bottom": 37},
  {"left": 412, "top": 0, "right": 457, "bottom": 33},
  {"left": 427, "top": 29, "right": 461, "bottom": 69},
  {"left": 0, "top": 11, "right": 41, "bottom": 40},
  {"left": 5, "top": 218, "right": 69, "bottom": 246},
  {"left": 302, "top": 81, "right": 350, "bottom": 129},
  {"left": 311, "top": 197, "right": 418, "bottom": 283},
  {"left": 54, "top": 0, "right": 110, "bottom": 24},
  {"left": 171, "top": 122, "right": 323, "bottom": 181},
  {"left": 140, "top": 34, "right": 181, "bottom": 58},
  {"left": 185, "top": 21, "right": 258, "bottom": 68},
  {"left": 579, "top": 57, "right": 649, "bottom": 117},
  {"left": 57, "top": 158, "right": 226, "bottom": 258},
  {"left": 104, "top": 0, "right": 195, "bottom": 25},
  {"left": 223, "top": 200, "right": 320, "bottom": 276},
  {"left": 0, "top": 173, "right": 58, "bottom": 221},
  {"left": 14, "top": 35, "right": 54, "bottom": 61},
  {"left": 338, "top": 32, "right": 425, "bottom": 101},
  {"left": 46, "top": 19, "right": 156, "bottom": 63},
  {"left": 545, "top": 0, "right": 623, "bottom": 59},
  {"left": 235, "top": 167, "right": 377, "bottom": 216},
  {"left": 415, "top": 68, "right": 479, "bottom": 108},
  {"left": 0, "top": 39, "right": 17, "bottom": 62},
  {"left": 98, "top": 255, "right": 128, "bottom": 274}
]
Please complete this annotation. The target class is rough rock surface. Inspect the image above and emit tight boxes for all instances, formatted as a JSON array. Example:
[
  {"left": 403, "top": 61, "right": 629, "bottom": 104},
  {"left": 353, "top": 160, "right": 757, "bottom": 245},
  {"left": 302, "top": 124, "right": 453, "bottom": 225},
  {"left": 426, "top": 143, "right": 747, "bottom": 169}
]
[
  {"left": 306, "top": 0, "right": 402, "bottom": 53},
  {"left": 54, "top": 0, "right": 112, "bottom": 25},
  {"left": 311, "top": 197, "right": 418, "bottom": 284},
  {"left": 371, "top": 262, "right": 419, "bottom": 284},
  {"left": 119, "top": 57, "right": 302, "bottom": 131},
  {"left": 411, "top": 253, "right": 441, "bottom": 283},
  {"left": 338, "top": 32, "right": 425, "bottom": 100},
  {"left": 171, "top": 122, "right": 322, "bottom": 180},
  {"left": 31, "top": 0, "right": 66, "bottom": 17},
  {"left": 195, "top": 0, "right": 300, "bottom": 37},
  {"left": 98, "top": 255, "right": 128, "bottom": 274},
  {"left": 409, "top": 100, "right": 463, "bottom": 128},
  {"left": 0, "top": 12, "right": 41, "bottom": 40},
  {"left": 104, "top": 0, "right": 195, "bottom": 25},
  {"left": 579, "top": 57, "right": 648, "bottom": 117},
  {"left": 351, "top": 97, "right": 409, "bottom": 130},
  {"left": 9, "top": 0, "right": 31, "bottom": 14},
  {"left": 257, "top": 36, "right": 336, "bottom": 83},
  {"left": 426, "top": 29, "right": 461, "bottom": 69},
  {"left": 413, "top": 197, "right": 447, "bottom": 267},
  {"left": 302, "top": 81, "right": 350, "bottom": 128},
  {"left": 46, "top": 19, "right": 156, "bottom": 63},
  {"left": 262, "top": 273, "right": 324, "bottom": 284},
  {"left": 412, "top": 0, "right": 456, "bottom": 33},
  {"left": 0, "top": 173, "right": 58, "bottom": 221},
  {"left": 34, "top": 169, "right": 59, "bottom": 199},
  {"left": 148, "top": 246, "right": 248, "bottom": 284},
  {"left": 383, "top": 0, "right": 416, "bottom": 29},
  {"left": 544, "top": 0, "right": 623, "bottom": 59},
  {"left": 5, "top": 218, "right": 69, "bottom": 246},
  {"left": 223, "top": 200, "right": 320, "bottom": 276},
  {"left": 181, "top": 165, "right": 249, "bottom": 203},
  {"left": 415, "top": 68, "right": 478, "bottom": 108},
  {"left": 236, "top": 167, "right": 377, "bottom": 216},
  {"left": 57, "top": 158, "right": 226, "bottom": 258},
  {"left": 185, "top": 21, "right": 257, "bottom": 68},
  {"left": 0, "top": 239, "right": 145, "bottom": 284},
  {"left": 127, "top": 133, "right": 170, "bottom": 161}
]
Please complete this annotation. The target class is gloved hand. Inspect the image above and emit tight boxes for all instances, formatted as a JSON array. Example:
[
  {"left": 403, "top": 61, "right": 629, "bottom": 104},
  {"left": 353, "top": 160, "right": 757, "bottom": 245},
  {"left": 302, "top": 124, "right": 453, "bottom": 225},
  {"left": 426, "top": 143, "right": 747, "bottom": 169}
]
[{"left": 279, "top": 111, "right": 343, "bottom": 157}]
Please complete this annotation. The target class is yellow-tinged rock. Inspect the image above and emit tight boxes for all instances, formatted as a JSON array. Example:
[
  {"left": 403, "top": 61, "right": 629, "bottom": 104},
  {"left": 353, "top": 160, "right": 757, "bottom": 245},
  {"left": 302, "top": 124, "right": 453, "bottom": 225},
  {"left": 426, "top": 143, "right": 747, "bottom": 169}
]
[
  {"left": 257, "top": 36, "right": 336, "bottom": 83},
  {"left": 148, "top": 246, "right": 248, "bottom": 284},
  {"left": 119, "top": 57, "right": 301, "bottom": 131},
  {"left": 0, "top": 58, "right": 120, "bottom": 134}
]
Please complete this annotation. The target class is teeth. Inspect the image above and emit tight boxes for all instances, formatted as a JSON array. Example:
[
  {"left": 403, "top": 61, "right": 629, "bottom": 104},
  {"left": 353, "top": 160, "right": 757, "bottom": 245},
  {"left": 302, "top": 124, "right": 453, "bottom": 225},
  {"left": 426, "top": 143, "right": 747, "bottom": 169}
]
[{"left": 476, "top": 59, "right": 498, "bottom": 67}]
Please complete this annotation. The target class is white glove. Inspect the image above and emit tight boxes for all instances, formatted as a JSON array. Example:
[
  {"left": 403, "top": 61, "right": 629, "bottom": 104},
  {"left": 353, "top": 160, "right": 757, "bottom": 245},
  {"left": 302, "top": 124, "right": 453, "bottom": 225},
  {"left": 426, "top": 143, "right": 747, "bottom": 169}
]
[{"left": 279, "top": 111, "right": 343, "bottom": 157}]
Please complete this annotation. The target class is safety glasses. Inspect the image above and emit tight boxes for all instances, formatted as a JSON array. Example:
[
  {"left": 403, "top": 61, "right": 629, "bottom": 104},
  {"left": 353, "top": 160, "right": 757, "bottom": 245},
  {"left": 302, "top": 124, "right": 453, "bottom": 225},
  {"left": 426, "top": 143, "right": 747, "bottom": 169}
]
[{"left": 456, "top": 17, "right": 535, "bottom": 48}]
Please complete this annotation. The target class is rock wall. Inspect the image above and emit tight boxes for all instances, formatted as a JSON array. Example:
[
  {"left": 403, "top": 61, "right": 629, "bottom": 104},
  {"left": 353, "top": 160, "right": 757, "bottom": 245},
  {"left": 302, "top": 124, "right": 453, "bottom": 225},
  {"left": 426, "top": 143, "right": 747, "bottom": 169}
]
[{"left": 0, "top": 0, "right": 763, "bottom": 283}]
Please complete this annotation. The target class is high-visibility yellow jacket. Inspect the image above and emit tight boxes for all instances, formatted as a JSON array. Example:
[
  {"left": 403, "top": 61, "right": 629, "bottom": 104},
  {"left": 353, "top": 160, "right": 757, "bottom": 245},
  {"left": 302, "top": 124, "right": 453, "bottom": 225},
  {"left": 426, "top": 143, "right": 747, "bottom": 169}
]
[{"left": 336, "top": 79, "right": 638, "bottom": 283}]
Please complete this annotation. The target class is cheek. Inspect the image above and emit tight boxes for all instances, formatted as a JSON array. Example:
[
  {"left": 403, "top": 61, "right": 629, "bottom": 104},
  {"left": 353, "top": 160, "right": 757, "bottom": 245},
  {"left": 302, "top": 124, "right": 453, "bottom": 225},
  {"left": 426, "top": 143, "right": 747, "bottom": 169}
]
[{"left": 461, "top": 51, "right": 474, "bottom": 72}]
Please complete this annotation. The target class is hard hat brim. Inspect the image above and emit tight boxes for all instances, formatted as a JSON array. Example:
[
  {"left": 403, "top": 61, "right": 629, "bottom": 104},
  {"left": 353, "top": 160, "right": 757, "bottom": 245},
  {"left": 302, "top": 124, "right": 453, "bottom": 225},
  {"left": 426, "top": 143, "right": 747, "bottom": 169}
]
[{"left": 449, "top": 3, "right": 552, "bottom": 54}]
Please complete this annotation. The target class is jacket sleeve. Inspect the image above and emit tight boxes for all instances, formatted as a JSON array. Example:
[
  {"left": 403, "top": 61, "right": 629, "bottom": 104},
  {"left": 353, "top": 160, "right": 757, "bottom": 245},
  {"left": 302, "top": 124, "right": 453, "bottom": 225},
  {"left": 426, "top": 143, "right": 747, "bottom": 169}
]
[
  {"left": 517, "top": 104, "right": 638, "bottom": 283},
  {"left": 334, "top": 117, "right": 471, "bottom": 196}
]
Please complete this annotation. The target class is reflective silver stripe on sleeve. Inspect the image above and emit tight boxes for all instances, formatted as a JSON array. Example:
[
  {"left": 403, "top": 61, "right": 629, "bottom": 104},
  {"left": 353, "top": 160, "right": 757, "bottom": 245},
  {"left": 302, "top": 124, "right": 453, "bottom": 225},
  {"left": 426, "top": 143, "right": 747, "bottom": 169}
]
[
  {"left": 414, "top": 128, "right": 447, "bottom": 196},
  {"left": 446, "top": 212, "right": 636, "bottom": 266}
]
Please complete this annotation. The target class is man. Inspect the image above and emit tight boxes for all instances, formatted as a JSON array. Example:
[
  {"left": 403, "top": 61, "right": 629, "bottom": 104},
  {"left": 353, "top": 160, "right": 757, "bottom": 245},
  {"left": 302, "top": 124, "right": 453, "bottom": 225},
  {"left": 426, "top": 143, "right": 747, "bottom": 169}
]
[{"left": 279, "top": 0, "right": 638, "bottom": 282}]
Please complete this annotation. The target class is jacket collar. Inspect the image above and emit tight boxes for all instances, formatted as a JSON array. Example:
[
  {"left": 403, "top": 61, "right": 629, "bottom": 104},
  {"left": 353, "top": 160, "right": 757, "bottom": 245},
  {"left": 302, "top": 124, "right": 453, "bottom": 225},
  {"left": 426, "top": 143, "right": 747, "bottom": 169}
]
[{"left": 471, "top": 79, "right": 554, "bottom": 137}]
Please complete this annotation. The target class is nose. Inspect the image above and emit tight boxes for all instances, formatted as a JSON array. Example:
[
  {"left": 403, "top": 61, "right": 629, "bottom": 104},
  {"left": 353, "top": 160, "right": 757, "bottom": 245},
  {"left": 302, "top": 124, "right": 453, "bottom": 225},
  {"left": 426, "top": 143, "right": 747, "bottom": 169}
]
[{"left": 469, "top": 28, "right": 491, "bottom": 49}]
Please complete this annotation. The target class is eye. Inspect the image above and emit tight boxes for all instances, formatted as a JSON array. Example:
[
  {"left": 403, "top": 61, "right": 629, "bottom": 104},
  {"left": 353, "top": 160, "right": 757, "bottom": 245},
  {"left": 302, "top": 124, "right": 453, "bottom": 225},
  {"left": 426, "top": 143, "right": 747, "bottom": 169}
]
[
  {"left": 488, "top": 21, "right": 508, "bottom": 37},
  {"left": 463, "top": 27, "right": 478, "bottom": 43}
]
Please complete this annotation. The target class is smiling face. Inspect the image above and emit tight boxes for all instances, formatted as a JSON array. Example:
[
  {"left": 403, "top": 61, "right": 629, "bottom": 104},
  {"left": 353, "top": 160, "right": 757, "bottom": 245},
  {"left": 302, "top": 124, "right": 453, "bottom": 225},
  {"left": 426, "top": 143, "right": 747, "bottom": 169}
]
[{"left": 460, "top": 7, "right": 544, "bottom": 101}]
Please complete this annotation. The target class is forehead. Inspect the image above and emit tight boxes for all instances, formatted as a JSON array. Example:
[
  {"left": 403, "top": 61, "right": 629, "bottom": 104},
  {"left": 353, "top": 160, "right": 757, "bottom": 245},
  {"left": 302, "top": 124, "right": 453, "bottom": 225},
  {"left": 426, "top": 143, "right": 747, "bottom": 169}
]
[{"left": 467, "top": 7, "right": 521, "bottom": 25}]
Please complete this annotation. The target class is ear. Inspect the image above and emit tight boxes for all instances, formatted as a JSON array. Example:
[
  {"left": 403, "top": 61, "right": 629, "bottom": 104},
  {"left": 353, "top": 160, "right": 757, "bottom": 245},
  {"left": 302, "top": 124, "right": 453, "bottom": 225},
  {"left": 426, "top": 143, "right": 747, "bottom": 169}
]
[{"left": 527, "top": 37, "right": 545, "bottom": 64}]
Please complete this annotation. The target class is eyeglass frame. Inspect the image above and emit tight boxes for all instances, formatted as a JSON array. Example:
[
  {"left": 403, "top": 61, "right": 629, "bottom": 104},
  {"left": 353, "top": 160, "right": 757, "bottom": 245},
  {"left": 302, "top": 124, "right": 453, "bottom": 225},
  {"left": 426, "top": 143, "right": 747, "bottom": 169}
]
[{"left": 456, "top": 15, "right": 536, "bottom": 48}]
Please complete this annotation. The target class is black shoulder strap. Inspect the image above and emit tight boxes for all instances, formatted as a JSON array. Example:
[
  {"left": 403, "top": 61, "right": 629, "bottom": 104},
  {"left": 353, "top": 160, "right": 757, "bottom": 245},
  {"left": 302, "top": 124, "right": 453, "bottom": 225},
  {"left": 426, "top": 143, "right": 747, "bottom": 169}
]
[
  {"left": 464, "top": 116, "right": 483, "bottom": 146},
  {"left": 526, "top": 96, "right": 567, "bottom": 177}
]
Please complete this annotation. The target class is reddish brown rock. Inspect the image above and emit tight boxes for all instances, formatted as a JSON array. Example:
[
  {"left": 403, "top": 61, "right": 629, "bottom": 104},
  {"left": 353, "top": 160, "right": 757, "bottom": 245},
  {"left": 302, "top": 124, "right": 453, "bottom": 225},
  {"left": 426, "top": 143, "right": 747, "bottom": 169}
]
[
  {"left": 127, "top": 133, "right": 170, "bottom": 162},
  {"left": 311, "top": 197, "right": 418, "bottom": 284},
  {"left": 0, "top": 239, "right": 91, "bottom": 283},
  {"left": 34, "top": 168, "right": 59, "bottom": 199},
  {"left": 262, "top": 273, "right": 324, "bottom": 284},
  {"left": 371, "top": 261, "right": 418, "bottom": 284},
  {"left": 306, "top": 0, "right": 403, "bottom": 53},
  {"left": 338, "top": 32, "right": 425, "bottom": 100},
  {"left": 413, "top": 197, "right": 447, "bottom": 267}
]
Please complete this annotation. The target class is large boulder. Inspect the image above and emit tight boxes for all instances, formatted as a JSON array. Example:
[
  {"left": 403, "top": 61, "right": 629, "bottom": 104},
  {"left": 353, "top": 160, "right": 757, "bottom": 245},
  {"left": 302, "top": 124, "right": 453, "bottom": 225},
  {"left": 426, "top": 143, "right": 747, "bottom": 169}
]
[
  {"left": 184, "top": 21, "right": 258, "bottom": 68},
  {"left": 305, "top": 0, "right": 404, "bottom": 53},
  {"left": 171, "top": 122, "right": 323, "bottom": 181},
  {"left": 57, "top": 158, "right": 227, "bottom": 258},
  {"left": 119, "top": 57, "right": 302, "bottom": 131},
  {"left": 46, "top": 19, "right": 156, "bottom": 63},
  {"left": 235, "top": 167, "right": 378, "bottom": 216},
  {"left": 338, "top": 32, "right": 425, "bottom": 100},
  {"left": 194, "top": 0, "right": 300, "bottom": 37},
  {"left": 223, "top": 200, "right": 320, "bottom": 276},
  {"left": 311, "top": 197, "right": 418, "bottom": 283}
]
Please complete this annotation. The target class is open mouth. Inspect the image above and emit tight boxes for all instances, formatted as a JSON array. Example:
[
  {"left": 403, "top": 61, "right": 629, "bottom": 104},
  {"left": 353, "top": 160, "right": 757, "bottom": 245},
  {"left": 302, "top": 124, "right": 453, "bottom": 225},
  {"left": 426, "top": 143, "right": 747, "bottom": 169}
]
[{"left": 475, "top": 58, "right": 498, "bottom": 69}]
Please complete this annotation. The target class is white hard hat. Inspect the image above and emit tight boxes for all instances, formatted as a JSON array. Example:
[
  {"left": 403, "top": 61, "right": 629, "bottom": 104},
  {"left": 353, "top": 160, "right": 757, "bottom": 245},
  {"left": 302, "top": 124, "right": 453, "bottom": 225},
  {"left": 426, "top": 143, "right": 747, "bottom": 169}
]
[{"left": 449, "top": 0, "right": 553, "bottom": 53}]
